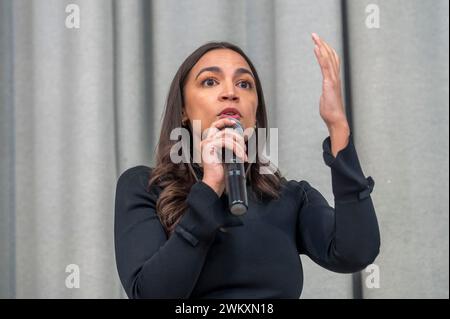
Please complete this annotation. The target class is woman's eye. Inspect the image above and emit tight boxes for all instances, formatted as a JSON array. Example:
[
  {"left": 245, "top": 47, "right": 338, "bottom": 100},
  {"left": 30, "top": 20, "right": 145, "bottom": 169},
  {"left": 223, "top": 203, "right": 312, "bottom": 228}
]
[
  {"left": 202, "top": 78, "right": 217, "bottom": 87},
  {"left": 238, "top": 81, "right": 252, "bottom": 89},
  {"left": 201, "top": 78, "right": 253, "bottom": 89}
]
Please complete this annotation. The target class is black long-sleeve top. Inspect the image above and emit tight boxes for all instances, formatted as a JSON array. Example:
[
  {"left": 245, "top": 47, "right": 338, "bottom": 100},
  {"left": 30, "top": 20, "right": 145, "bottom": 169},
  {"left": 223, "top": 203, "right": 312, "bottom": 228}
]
[{"left": 114, "top": 132, "right": 380, "bottom": 299}]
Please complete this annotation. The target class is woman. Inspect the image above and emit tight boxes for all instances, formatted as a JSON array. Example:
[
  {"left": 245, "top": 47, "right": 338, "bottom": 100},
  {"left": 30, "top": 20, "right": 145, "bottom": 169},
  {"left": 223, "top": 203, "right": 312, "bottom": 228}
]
[{"left": 114, "top": 35, "right": 380, "bottom": 299}]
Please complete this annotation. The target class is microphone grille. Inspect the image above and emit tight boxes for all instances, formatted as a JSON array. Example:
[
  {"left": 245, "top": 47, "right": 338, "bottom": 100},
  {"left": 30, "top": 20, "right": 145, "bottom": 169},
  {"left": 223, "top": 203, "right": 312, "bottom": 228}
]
[{"left": 229, "top": 118, "right": 244, "bottom": 134}]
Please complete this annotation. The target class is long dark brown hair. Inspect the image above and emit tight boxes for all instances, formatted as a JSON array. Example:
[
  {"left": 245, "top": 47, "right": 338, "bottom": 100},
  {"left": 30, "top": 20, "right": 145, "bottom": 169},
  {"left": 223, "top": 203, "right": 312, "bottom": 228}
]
[{"left": 148, "top": 41, "right": 283, "bottom": 237}]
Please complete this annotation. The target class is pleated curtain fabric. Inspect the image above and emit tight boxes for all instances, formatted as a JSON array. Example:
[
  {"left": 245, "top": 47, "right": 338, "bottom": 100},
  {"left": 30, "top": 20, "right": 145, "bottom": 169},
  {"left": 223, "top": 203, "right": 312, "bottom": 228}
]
[{"left": 0, "top": 0, "right": 448, "bottom": 298}]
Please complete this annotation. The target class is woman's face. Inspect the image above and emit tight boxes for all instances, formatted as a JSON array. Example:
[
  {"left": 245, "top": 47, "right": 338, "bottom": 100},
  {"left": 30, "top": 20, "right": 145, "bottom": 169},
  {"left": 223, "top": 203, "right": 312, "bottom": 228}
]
[{"left": 183, "top": 48, "right": 258, "bottom": 133}]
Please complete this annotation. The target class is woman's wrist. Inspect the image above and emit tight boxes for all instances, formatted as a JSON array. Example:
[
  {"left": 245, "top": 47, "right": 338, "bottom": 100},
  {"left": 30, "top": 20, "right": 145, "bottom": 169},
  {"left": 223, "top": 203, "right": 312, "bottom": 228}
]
[
  {"left": 201, "top": 178, "right": 224, "bottom": 197},
  {"left": 327, "top": 121, "right": 351, "bottom": 157}
]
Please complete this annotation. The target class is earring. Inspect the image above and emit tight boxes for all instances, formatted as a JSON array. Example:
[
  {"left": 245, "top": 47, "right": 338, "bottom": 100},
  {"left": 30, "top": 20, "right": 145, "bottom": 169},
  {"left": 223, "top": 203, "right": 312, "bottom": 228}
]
[{"left": 181, "top": 114, "right": 188, "bottom": 126}]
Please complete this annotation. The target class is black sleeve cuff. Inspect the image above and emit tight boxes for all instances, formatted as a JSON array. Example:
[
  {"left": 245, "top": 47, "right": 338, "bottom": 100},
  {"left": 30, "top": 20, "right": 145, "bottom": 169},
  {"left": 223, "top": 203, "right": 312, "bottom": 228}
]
[
  {"left": 176, "top": 181, "right": 244, "bottom": 246},
  {"left": 322, "top": 131, "right": 375, "bottom": 203}
]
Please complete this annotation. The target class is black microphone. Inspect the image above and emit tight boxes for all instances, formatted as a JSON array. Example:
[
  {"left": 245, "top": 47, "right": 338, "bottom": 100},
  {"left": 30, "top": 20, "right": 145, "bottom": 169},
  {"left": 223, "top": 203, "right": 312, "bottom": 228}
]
[{"left": 223, "top": 118, "right": 248, "bottom": 216}]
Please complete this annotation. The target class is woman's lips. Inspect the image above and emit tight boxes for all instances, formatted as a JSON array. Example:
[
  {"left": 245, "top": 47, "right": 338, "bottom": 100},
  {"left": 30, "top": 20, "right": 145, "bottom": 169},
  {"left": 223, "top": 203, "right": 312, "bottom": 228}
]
[{"left": 219, "top": 113, "right": 241, "bottom": 120}]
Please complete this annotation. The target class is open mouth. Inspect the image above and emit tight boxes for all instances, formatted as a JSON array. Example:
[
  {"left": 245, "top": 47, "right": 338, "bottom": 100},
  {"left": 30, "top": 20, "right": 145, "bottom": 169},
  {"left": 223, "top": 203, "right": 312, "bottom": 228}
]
[
  {"left": 219, "top": 112, "right": 241, "bottom": 119},
  {"left": 218, "top": 107, "right": 242, "bottom": 120}
]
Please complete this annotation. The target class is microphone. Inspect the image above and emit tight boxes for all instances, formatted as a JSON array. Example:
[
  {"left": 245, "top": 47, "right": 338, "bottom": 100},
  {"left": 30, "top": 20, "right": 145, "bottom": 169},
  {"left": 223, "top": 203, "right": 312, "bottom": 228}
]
[{"left": 223, "top": 118, "right": 248, "bottom": 216}]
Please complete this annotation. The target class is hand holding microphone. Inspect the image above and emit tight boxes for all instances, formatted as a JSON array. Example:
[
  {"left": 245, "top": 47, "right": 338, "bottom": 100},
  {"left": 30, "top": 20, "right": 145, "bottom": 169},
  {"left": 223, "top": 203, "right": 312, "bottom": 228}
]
[{"left": 200, "top": 117, "right": 248, "bottom": 215}]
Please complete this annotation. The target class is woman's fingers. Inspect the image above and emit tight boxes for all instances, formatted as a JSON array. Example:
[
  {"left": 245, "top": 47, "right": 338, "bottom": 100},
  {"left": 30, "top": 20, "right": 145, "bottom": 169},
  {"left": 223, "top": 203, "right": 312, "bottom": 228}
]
[
  {"left": 212, "top": 128, "right": 247, "bottom": 161},
  {"left": 201, "top": 138, "right": 247, "bottom": 164},
  {"left": 201, "top": 118, "right": 247, "bottom": 163},
  {"left": 214, "top": 129, "right": 246, "bottom": 150},
  {"left": 312, "top": 33, "right": 339, "bottom": 80},
  {"left": 322, "top": 42, "right": 338, "bottom": 78},
  {"left": 312, "top": 33, "right": 334, "bottom": 80},
  {"left": 210, "top": 138, "right": 247, "bottom": 162},
  {"left": 204, "top": 118, "right": 236, "bottom": 139},
  {"left": 322, "top": 41, "right": 339, "bottom": 76},
  {"left": 332, "top": 48, "right": 340, "bottom": 73},
  {"left": 205, "top": 119, "right": 246, "bottom": 154}
]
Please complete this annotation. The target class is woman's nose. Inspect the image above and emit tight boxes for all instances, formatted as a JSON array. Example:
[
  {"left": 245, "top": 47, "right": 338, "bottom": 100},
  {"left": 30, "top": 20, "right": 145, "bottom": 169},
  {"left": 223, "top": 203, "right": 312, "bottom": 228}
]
[
  {"left": 219, "top": 87, "right": 239, "bottom": 102},
  {"left": 219, "top": 92, "right": 239, "bottom": 102},
  {"left": 219, "top": 80, "right": 239, "bottom": 102}
]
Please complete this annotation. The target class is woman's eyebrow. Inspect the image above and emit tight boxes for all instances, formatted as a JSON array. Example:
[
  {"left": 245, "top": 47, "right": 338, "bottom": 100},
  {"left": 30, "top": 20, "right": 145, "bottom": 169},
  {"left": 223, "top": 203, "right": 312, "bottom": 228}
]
[{"left": 195, "top": 66, "right": 255, "bottom": 81}]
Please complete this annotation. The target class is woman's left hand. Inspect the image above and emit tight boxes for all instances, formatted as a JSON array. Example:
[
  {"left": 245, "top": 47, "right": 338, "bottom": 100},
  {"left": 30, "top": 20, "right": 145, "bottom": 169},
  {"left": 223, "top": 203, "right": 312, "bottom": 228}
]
[{"left": 311, "top": 33, "right": 349, "bottom": 131}]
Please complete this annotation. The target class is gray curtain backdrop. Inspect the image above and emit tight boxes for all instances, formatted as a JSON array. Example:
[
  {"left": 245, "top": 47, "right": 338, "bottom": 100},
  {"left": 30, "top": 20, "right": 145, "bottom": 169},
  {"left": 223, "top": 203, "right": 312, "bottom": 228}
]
[{"left": 0, "top": 0, "right": 448, "bottom": 298}]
